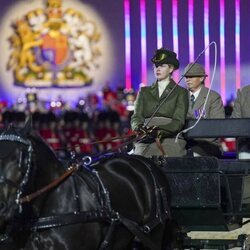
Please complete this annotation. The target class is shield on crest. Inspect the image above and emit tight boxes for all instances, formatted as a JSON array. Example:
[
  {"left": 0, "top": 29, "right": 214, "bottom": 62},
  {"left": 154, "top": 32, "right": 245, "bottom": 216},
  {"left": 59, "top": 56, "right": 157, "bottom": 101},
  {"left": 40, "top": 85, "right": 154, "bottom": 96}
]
[{"left": 41, "top": 33, "right": 69, "bottom": 67}]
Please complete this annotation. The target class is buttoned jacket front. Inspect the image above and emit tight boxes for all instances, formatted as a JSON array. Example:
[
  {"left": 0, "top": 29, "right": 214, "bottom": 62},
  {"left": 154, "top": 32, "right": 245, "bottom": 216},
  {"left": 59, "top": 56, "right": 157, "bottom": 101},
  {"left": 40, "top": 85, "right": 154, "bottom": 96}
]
[
  {"left": 186, "top": 85, "right": 225, "bottom": 156},
  {"left": 131, "top": 79, "right": 189, "bottom": 138}
]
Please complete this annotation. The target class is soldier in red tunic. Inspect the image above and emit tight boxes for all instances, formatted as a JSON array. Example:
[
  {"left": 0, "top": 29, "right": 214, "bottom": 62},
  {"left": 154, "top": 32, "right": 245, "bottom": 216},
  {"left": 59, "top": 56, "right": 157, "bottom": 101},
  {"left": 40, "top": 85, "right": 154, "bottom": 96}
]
[{"left": 39, "top": 112, "right": 62, "bottom": 151}]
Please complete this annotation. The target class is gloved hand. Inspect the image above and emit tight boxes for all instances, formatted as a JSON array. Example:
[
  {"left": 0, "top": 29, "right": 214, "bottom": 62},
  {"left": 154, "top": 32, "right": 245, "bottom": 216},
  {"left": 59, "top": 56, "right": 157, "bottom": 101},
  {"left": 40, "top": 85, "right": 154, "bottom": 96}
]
[
  {"left": 146, "top": 125, "right": 159, "bottom": 139},
  {"left": 135, "top": 124, "right": 148, "bottom": 135},
  {"left": 138, "top": 125, "right": 160, "bottom": 144}
]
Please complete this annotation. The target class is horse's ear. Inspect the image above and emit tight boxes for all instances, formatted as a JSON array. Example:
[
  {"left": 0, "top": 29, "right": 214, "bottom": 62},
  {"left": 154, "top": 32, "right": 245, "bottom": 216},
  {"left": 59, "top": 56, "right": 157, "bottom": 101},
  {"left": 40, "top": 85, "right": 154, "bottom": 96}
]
[{"left": 20, "top": 116, "right": 33, "bottom": 136}]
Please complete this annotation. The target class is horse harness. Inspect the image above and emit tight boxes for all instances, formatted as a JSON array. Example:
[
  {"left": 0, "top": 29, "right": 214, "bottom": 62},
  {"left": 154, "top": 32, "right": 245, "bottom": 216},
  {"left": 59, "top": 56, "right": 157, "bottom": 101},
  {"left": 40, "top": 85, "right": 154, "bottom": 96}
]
[
  {"left": 0, "top": 132, "right": 33, "bottom": 213},
  {"left": 0, "top": 132, "right": 170, "bottom": 250},
  {"left": 24, "top": 160, "right": 169, "bottom": 250}
]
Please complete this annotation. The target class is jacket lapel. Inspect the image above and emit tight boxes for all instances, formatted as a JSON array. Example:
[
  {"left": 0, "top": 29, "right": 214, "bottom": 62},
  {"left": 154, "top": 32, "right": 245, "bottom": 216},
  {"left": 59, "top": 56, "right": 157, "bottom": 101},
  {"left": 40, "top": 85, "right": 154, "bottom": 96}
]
[
  {"left": 148, "top": 82, "right": 159, "bottom": 100},
  {"left": 193, "top": 85, "right": 207, "bottom": 110}
]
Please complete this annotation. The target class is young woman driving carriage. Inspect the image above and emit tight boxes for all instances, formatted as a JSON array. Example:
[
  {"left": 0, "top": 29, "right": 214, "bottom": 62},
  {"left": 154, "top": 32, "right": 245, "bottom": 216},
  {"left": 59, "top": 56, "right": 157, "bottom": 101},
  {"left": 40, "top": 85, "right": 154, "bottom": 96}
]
[{"left": 131, "top": 48, "right": 189, "bottom": 157}]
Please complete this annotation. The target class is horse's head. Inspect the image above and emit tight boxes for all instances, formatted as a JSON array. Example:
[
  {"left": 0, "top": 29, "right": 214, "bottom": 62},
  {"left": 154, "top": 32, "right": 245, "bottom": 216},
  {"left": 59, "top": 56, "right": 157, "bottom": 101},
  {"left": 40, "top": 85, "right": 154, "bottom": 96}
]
[
  {"left": 0, "top": 120, "right": 33, "bottom": 231},
  {"left": 0, "top": 118, "right": 65, "bottom": 233}
]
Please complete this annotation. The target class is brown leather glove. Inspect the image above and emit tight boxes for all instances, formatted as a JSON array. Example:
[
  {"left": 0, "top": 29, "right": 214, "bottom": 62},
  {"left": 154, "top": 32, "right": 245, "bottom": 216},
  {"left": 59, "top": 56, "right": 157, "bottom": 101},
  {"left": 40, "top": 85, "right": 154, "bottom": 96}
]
[
  {"left": 147, "top": 126, "right": 159, "bottom": 139},
  {"left": 138, "top": 125, "right": 159, "bottom": 144},
  {"left": 135, "top": 124, "right": 148, "bottom": 135}
]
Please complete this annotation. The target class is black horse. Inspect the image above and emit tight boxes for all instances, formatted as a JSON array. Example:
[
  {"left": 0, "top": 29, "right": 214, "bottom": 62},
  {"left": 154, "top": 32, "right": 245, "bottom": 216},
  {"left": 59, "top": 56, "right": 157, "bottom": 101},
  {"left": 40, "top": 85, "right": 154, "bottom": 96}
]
[{"left": 0, "top": 120, "right": 176, "bottom": 250}]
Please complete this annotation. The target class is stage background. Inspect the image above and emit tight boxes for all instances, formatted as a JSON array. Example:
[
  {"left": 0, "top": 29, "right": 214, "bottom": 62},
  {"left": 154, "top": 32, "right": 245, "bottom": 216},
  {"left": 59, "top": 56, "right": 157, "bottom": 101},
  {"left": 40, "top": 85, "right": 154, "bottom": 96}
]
[{"left": 0, "top": 0, "right": 249, "bottom": 106}]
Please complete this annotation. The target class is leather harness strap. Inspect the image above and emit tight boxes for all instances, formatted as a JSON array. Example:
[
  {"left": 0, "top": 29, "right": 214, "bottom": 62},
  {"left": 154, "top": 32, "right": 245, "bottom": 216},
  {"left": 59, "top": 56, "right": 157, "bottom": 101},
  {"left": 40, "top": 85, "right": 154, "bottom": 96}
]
[
  {"left": 25, "top": 210, "right": 116, "bottom": 230},
  {"left": 155, "top": 137, "right": 167, "bottom": 156},
  {"left": 17, "top": 158, "right": 163, "bottom": 249},
  {"left": 23, "top": 209, "right": 160, "bottom": 250},
  {"left": 19, "top": 164, "right": 79, "bottom": 204},
  {"left": 120, "top": 217, "right": 159, "bottom": 250}
]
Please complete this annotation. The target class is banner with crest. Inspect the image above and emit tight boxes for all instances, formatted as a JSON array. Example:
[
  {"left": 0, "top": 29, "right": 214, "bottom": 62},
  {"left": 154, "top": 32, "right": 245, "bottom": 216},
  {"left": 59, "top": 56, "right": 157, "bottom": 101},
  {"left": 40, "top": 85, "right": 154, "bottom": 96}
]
[{"left": 7, "top": 0, "right": 101, "bottom": 88}]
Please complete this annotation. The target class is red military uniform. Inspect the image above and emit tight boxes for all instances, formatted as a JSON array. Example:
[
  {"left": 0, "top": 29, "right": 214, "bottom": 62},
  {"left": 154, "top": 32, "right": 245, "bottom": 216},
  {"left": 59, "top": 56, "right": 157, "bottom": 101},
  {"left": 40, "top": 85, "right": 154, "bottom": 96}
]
[
  {"left": 39, "top": 112, "right": 62, "bottom": 151},
  {"left": 95, "top": 121, "right": 121, "bottom": 151},
  {"left": 72, "top": 128, "right": 92, "bottom": 154},
  {"left": 39, "top": 128, "right": 62, "bottom": 150}
]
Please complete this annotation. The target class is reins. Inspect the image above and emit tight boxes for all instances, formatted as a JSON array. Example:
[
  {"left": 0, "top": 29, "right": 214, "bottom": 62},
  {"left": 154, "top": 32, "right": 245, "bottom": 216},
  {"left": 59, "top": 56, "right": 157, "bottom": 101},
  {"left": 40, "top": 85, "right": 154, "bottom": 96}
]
[
  {"left": 89, "top": 129, "right": 166, "bottom": 156},
  {"left": 18, "top": 163, "right": 79, "bottom": 204},
  {"left": 89, "top": 133, "right": 136, "bottom": 145},
  {"left": 155, "top": 137, "right": 166, "bottom": 156},
  {"left": 18, "top": 133, "right": 140, "bottom": 205},
  {"left": 18, "top": 130, "right": 165, "bottom": 205},
  {"left": 90, "top": 133, "right": 139, "bottom": 157}
]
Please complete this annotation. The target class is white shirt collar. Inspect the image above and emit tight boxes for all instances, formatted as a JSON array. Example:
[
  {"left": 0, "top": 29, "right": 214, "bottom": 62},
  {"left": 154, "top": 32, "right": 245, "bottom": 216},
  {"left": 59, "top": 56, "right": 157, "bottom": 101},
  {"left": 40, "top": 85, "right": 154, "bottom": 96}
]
[
  {"left": 189, "top": 86, "right": 202, "bottom": 100},
  {"left": 158, "top": 79, "right": 170, "bottom": 97}
]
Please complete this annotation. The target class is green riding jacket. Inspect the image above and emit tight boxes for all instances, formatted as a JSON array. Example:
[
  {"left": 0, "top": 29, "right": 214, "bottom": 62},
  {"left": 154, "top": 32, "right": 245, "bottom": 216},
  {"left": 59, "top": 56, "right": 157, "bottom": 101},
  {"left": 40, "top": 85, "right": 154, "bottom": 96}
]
[{"left": 131, "top": 80, "right": 189, "bottom": 139}]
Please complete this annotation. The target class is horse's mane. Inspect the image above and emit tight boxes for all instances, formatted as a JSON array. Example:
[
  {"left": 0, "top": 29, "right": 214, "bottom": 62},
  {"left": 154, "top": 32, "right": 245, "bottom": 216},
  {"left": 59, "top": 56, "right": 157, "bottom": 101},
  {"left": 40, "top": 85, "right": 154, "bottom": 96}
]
[{"left": 28, "top": 130, "right": 59, "bottom": 164}]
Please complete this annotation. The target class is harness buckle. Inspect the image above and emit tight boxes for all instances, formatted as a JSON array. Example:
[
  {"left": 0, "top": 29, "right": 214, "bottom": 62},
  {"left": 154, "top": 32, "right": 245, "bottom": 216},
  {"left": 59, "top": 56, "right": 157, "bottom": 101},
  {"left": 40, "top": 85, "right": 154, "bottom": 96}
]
[
  {"left": 82, "top": 156, "right": 92, "bottom": 166},
  {"left": 111, "top": 211, "right": 120, "bottom": 223},
  {"left": 143, "top": 225, "right": 151, "bottom": 234}
]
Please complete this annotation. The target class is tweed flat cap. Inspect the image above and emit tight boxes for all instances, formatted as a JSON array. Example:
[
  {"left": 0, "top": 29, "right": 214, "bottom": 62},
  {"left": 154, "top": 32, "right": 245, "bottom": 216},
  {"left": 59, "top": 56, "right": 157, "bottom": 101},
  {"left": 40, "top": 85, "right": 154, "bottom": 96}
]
[{"left": 183, "top": 63, "right": 208, "bottom": 77}]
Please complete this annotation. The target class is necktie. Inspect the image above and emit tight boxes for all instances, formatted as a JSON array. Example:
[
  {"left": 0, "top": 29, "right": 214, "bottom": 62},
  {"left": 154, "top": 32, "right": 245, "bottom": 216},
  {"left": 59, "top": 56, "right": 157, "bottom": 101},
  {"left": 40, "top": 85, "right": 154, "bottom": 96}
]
[{"left": 190, "top": 94, "right": 195, "bottom": 108}]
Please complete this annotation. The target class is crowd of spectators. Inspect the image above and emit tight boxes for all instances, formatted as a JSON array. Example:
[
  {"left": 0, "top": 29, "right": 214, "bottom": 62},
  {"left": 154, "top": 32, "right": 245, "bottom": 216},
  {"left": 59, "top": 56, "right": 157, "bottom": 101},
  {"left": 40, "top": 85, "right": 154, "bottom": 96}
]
[
  {"left": 0, "top": 86, "right": 237, "bottom": 156},
  {"left": 0, "top": 86, "right": 136, "bottom": 155}
]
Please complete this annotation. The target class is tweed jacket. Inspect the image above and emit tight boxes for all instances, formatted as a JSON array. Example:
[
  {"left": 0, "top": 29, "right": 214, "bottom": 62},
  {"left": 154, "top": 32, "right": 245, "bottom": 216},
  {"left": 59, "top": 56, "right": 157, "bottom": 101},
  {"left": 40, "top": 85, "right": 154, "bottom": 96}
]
[
  {"left": 131, "top": 79, "right": 189, "bottom": 138},
  {"left": 231, "top": 85, "right": 250, "bottom": 118},
  {"left": 187, "top": 85, "right": 225, "bottom": 119},
  {"left": 186, "top": 85, "right": 225, "bottom": 156},
  {"left": 231, "top": 85, "right": 250, "bottom": 157}
]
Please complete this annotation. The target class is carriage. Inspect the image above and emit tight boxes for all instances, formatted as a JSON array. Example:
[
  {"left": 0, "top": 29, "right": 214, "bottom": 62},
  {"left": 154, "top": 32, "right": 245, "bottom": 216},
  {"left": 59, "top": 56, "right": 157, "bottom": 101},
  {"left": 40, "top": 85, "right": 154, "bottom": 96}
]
[
  {"left": 0, "top": 118, "right": 249, "bottom": 249},
  {"left": 161, "top": 118, "right": 250, "bottom": 249},
  {"left": 155, "top": 156, "right": 250, "bottom": 249}
]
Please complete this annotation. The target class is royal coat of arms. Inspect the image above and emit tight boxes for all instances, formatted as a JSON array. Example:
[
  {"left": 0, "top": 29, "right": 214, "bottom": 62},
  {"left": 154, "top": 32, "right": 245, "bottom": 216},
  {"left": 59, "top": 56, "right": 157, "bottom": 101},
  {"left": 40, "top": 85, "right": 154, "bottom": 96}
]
[{"left": 7, "top": 0, "right": 101, "bottom": 88}]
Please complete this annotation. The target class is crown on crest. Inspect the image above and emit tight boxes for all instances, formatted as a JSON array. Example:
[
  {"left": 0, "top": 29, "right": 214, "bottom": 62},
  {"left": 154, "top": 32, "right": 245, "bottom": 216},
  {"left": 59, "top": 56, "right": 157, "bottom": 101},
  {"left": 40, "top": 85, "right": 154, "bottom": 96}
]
[{"left": 47, "top": 0, "right": 62, "bottom": 8}]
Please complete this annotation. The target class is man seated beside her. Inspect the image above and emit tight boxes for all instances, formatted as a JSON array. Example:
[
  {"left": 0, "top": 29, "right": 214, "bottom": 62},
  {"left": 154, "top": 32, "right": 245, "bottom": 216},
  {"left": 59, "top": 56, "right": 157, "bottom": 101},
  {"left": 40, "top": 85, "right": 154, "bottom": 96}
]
[{"left": 183, "top": 63, "right": 225, "bottom": 157}]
